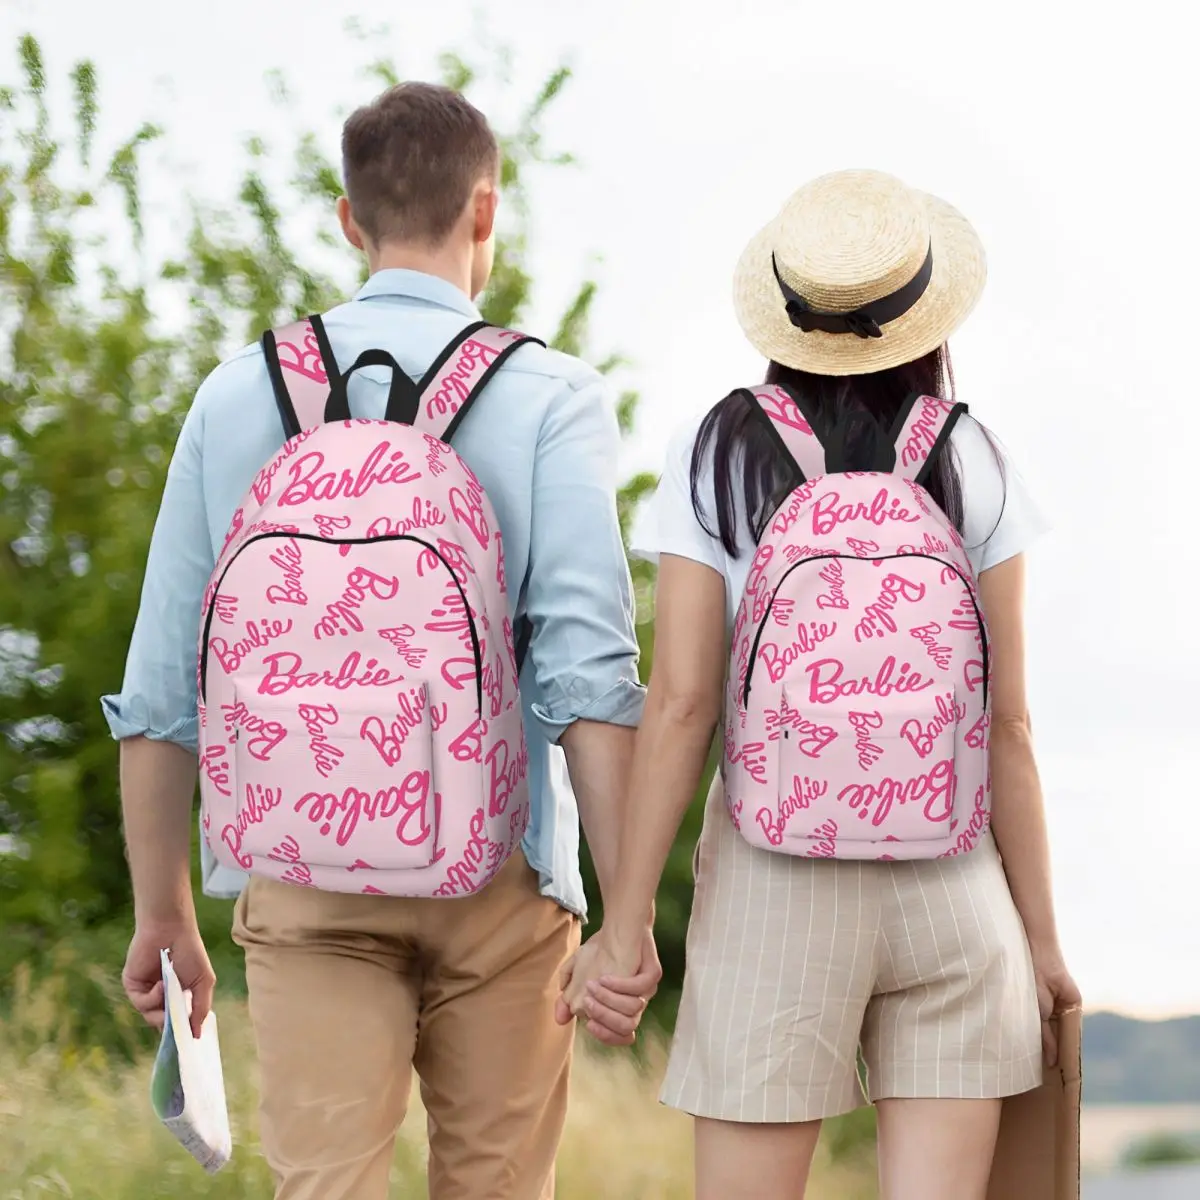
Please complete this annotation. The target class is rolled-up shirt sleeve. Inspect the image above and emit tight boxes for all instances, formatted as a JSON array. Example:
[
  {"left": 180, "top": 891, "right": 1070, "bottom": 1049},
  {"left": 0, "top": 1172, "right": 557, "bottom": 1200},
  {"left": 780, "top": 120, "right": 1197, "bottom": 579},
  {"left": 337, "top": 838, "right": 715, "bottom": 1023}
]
[
  {"left": 101, "top": 397, "right": 215, "bottom": 753},
  {"left": 525, "top": 374, "right": 646, "bottom": 742}
]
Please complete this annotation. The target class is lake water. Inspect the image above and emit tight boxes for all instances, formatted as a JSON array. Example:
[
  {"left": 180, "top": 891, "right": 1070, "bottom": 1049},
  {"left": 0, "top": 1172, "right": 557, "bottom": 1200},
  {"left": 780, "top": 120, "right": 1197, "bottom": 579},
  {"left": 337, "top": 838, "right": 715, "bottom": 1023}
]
[{"left": 1083, "top": 1106, "right": 1200, "bottom": 1172}]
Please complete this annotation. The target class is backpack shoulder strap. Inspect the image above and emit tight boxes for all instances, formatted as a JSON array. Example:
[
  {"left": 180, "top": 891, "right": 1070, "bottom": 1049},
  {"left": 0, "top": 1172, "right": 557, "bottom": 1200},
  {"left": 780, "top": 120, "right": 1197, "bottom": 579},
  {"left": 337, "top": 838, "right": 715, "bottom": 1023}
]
[
  {"left": 740, "top": 383, "right": 828, "bottom": 484},
  {"left": 261, "top": 314, "right": 341, "bottom": 440},
  {"left": 414, "top": 321, "right": 544, "bottom": 442},
  {"left": 889, "top": 394, "right": 969, "bottom": 484}
]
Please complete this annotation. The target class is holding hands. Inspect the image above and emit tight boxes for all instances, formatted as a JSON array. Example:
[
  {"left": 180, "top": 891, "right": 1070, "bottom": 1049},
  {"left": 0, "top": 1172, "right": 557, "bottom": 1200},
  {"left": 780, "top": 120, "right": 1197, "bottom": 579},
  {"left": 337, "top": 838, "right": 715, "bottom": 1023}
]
[{"left": 555, "top": 925, "right": 662, "bottom": 1046}]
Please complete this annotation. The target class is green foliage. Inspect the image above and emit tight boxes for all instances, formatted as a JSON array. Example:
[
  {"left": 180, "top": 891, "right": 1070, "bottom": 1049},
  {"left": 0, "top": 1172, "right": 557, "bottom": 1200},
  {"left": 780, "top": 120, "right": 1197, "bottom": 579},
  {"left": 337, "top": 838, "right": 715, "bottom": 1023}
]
[
  {"left": 0, "top": 29, "right": 726, "bottom": 1054},
  {"left": 0, "top": 32, "right": 698, "bottom": 1041},
  {"left": 1121, "top": 1132, "right": 1200, "bottom": 1169},
  {"left": 823, "top": 1104, "right": 878, "bottom": 1164}
]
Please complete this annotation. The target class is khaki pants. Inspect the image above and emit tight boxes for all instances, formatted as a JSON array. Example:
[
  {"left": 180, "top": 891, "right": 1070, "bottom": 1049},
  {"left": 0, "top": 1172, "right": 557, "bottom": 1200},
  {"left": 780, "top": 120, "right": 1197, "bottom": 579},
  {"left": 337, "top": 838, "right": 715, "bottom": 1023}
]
[{"left": 232, "top": 852, "right": 580, "bottom": 1200}]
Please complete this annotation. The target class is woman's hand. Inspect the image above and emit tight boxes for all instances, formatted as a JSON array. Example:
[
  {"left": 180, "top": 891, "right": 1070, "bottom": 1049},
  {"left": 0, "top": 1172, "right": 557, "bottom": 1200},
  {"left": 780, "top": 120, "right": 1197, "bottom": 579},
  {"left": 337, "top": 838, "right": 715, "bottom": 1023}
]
[
  {"left": 555, "top": 927, "right": 660, "bottom": 1046},
  {"left": 1031, "top": 943, "right": 1081, "bottom": 1067}
]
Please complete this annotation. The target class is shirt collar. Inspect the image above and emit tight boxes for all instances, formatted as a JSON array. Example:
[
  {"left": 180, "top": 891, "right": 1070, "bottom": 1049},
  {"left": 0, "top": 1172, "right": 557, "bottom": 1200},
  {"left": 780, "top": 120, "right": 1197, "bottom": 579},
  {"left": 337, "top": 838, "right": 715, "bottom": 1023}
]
[{"left": 354, "top": 268, "right": 481, "bottom": 319}]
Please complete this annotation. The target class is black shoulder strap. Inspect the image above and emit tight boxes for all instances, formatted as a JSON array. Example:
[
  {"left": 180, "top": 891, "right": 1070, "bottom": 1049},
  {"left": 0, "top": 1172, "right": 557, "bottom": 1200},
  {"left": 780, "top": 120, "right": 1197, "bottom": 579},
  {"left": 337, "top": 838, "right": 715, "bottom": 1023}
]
[
  {"left": 887, "top": 393, "right": 969, "bottom": 483},
  {"left": 414, "top": 322, "right": 544, "bottom": 443},
  {"left": 262, "top": 314, "right": 341, "bottom": 440},
  {"left": 740, "top": 384, "right": 830, "bottom": 483}
]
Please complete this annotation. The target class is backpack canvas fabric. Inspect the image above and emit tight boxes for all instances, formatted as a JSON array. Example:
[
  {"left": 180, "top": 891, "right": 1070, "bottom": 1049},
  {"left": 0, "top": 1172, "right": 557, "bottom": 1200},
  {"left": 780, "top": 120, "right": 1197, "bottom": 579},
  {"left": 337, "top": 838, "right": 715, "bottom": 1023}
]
[
  {"left": 723, "top": 384, "right": 991, "bottom": 861},
  {"left": 196, "top": 314, "right": 541, "bottom": 897}
]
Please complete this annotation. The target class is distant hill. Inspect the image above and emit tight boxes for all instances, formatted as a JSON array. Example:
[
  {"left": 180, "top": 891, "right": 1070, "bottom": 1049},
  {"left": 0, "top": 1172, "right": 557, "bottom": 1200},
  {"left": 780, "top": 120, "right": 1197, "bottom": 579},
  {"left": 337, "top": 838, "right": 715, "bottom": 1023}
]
[{"left": 1085, "top": 1013, "right": 1200, "bottom": 1104}]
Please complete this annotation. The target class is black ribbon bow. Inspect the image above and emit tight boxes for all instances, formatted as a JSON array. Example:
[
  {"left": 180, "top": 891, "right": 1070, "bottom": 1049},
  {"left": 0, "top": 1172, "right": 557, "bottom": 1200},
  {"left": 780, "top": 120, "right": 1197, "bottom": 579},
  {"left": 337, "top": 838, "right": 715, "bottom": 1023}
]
[{"left": 770, "top": 247, "right": 934, "bottom": 341}]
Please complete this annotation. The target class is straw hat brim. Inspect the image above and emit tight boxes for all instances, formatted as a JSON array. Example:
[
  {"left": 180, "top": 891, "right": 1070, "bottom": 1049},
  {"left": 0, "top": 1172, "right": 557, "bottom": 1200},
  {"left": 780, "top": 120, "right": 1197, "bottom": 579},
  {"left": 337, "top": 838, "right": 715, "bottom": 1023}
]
[{"left": 732, "top": 193, "right": 986, "bottom": 376}]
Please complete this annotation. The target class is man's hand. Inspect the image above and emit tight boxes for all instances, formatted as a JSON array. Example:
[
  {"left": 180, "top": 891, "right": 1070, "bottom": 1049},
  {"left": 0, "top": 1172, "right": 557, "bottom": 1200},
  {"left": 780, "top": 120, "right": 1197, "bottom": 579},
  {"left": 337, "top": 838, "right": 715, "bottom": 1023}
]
[
  {"left": 123, "top": 920, "right": 215, "bottom": 1041},
  {"left": 555, "top": 926, "right": 661, "bottom": 1047}
]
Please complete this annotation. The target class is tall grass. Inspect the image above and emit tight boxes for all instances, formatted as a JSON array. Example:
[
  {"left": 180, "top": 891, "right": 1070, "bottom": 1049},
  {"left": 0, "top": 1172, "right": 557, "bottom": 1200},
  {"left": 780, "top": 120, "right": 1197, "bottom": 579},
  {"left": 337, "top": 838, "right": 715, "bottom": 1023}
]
[{"left": 0, "top": 964, "right": 877, "bottom": 1198}]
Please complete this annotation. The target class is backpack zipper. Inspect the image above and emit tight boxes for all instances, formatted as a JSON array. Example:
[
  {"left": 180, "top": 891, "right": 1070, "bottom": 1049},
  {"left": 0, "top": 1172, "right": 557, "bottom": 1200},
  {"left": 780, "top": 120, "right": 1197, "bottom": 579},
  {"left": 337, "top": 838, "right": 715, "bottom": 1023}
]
[
  {"left": 741, "top": 552, "right": 989, "bottom": 709},
  {"left": 199, "top": 531, "right": 483, "bottom": 715}
]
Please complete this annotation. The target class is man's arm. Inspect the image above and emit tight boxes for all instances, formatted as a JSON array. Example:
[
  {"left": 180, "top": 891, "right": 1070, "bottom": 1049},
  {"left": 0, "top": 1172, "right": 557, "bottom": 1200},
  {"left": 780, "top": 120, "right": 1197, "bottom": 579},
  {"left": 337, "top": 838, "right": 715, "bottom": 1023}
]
[
  {"left": 523, "top": 371, "right": 647, "bottom": 911},
  {"left": 557, "top": 720, "right": 635, "bottom": 906},
  {"left": 122, "top": 738, "right": 197, "bottom": 928},
  {"left": 103, "top": 398, "right": 217, "bottom": 1036}
]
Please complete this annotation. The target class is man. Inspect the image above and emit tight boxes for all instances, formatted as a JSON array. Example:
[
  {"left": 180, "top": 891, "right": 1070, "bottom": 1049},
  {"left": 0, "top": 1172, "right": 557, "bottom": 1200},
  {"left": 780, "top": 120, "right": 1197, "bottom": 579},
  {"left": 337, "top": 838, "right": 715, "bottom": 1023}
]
[{"left": 105, "top": 82, "right": 659, "bottom": 1200}]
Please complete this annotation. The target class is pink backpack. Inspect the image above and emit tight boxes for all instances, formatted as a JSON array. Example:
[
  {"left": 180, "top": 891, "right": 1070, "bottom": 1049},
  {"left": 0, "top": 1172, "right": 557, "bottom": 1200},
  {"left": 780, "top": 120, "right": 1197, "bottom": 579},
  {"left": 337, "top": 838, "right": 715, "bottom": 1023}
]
[
  {"left": 197, "top": 314, "right": 541, "bottom": 896},
  {"left": 724, "top": 385, "right": 991, "bottom": 861}
]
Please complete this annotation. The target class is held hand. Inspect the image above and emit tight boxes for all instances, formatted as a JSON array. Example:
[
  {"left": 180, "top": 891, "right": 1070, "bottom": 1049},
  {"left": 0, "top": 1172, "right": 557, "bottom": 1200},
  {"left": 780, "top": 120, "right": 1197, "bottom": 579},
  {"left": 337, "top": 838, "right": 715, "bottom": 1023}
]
[
  {"left": 1031, "top": 944, "right": 1081, "bottom": 1067},
  {"left": 123, "top": 920, "right": 215, "bottom": 1041},
  {"left": 555, "top": 927, "right": 660, "bottom": 1047}
]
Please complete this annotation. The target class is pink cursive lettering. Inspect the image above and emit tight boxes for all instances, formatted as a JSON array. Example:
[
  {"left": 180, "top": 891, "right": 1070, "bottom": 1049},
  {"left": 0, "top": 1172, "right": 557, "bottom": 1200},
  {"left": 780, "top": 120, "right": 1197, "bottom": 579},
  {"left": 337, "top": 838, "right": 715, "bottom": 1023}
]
[
  {"left": 900, "top": 693, "right": 965, "bottom": 758},
  {"left": 723, "top": 723, "right": 768, "bottom": 784},
  {"left": 909, "top": 620, "right": 953, "bottom": 670},
  {"left": 314, "top": 565, "right": 401, "bottom": 640},
  {"left": 806, "top": 655, "right": 934, "bottom": 705},
  {"left": 200, "top": 743, "right": 231, "bottom": 797},
  {"left": 365, "top": 497, "right": 446, "bottom": 540},
  {"left": 765, "top": 700, "right": 837, "bottom": 758},
  {"left": 965, "top": 711, "right": 990, "bottom": 750},
  {"left": 377, "top": 624, "right": 429, "bottom": 668},
  {"left": 837, "top": 757, "right": 956, "bottom": 827},
  {"left": 222, "top": 700, "right": 288, "bottom": 761},
  {"left": 449, "top": 717, "right": 484, "bottom": 764},
  {"left": 758, "top": 621, "right": 838, "bottom": 683},
  {"left": 941, "top": 785, "right": 989, "bottom": 856},
  {"left": 769, "top": 480, "right": 819, "bottom": 537},
  {"left": 265, "top": 539, "right": 307, "bottom": 606},
  {"left": 855, "top": 572, "right": 927, "bottom": 642},
  {"left": 258, "top": 651, "right": 405, "bottom": 695},
  {"left": 755, "top": 775, "right": 828, "bottom": 846},
  {"left": 900, "top": 396, "right": 955, "bottom": 470},
  {"left": 213, "top": 593, "right": 239, "bottom": 624},
  {"left": 815, "top": 559, "right": 849, "bottom": 610},
  {"left": 432, "top": 807, "right": 492, "bottom": 896},
  {"left": 449, "top": 480, "right": 490, "bottom": 553},
  {"left": 220, "top": 783, "right": 283, "bottom": 868},
  {"left": 360, "top": 688, "right": 429, "bottom": 767},
  {"left": 807, "top": 817, "right": 839, "bottom": 858},
  {"left": 847, "top": 709, "right": 884, "bottom": 769},
  {"left": 298, "top": 701, "right": 342, "bottom": 777},
  {"left": 250, "top": 430, "right": 316, "bottom": 506},
  {"left": 210, "top": 618, "right": 293, "bottom": 675},
  {"left": 295, "top": 769, "right": 437, "bottom": 850},
  {"left": 277, "top": 441, "right": 421, "bottom": 507},
  {"left": 811, "top": 487, "right": 921, "bottom": 537},
  {"left": 486, "top": 737, "right": 528, "bottom": 817}
]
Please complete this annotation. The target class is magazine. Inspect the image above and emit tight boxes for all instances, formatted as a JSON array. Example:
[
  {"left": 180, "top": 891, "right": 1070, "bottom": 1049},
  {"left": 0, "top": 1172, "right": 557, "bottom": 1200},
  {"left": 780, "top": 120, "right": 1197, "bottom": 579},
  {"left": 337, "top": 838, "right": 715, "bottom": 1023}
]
[{"left": 149, "top": 948, "right": 232, "bottom": 1173}]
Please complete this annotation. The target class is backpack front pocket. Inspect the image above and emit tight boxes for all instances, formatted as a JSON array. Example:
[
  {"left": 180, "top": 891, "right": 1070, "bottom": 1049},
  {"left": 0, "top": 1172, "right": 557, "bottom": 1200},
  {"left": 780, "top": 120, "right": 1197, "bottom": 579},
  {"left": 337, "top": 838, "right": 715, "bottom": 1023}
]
[
  {"left": 220, "top": 682, "right": 442, "bottom": 873},
  {"left": 764, "top": 683, "right": 961, "bottom": 847}
]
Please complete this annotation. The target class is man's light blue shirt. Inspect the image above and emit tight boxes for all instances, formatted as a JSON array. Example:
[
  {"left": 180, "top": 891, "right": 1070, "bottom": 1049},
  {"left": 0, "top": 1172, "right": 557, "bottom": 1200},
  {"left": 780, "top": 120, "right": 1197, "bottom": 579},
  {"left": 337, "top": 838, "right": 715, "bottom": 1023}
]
[{"left": 101, "top": 269, "right": 645, "bottom": 917}]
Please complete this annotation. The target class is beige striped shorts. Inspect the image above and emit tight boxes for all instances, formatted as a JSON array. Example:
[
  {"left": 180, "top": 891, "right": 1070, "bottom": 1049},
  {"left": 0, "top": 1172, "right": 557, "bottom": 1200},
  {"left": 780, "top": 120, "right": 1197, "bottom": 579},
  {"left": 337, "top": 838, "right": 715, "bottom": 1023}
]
[{"left": 661, "top": 776, "right": 1043, "bottom": 1123}]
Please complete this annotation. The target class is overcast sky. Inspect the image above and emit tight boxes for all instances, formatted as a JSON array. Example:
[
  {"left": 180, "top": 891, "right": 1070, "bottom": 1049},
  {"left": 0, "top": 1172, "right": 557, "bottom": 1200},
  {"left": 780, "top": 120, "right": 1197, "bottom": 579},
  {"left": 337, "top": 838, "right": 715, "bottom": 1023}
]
[{"left": 3, "top": 0, "right": 1196, "bottom": 1017}]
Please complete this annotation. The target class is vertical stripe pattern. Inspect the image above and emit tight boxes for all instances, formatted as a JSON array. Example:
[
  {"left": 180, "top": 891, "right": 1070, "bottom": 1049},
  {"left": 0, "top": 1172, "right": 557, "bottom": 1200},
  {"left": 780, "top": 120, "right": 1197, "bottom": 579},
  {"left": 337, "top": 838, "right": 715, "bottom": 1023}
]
[{"left": 660, "top": 778, "right": 1043, "bottom": 1123}]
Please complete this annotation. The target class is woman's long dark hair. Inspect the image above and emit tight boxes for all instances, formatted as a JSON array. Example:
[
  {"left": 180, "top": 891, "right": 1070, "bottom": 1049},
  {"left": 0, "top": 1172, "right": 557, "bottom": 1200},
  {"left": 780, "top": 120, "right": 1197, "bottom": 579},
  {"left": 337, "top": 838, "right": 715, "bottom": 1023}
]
[{"left": 691, "top": 346, "right": 988, "bottom": 556}]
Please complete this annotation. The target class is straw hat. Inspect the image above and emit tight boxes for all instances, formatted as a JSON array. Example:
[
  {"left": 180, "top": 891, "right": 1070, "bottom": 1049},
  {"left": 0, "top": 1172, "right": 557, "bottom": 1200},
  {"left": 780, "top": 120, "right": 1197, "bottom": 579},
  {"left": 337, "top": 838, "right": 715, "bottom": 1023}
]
[{"left": 732, "top": 169, "right": 986, "bottom": 376}]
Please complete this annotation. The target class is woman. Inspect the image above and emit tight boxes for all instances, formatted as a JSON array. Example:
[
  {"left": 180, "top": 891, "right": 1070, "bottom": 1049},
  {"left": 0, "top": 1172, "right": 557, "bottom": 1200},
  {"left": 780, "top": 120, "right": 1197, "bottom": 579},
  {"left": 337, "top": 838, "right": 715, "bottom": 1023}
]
[{"left": 562, "top": 170, "right": 1080, "bottom": 1199}]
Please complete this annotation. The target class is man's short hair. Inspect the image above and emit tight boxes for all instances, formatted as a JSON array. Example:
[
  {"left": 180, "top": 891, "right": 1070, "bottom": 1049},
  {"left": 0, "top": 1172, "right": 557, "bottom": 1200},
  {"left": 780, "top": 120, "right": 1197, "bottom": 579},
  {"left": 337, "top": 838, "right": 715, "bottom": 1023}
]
[{"left": 341, "top": 82, "right": 499, "bottom": 246}]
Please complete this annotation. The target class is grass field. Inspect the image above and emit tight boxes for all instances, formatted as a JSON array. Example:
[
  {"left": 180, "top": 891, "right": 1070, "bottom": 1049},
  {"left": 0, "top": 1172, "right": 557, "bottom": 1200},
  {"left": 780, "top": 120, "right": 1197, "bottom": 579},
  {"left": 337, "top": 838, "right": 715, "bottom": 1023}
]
[{"left": 0, "top": 963, "right": 877, "bottom": 1199}]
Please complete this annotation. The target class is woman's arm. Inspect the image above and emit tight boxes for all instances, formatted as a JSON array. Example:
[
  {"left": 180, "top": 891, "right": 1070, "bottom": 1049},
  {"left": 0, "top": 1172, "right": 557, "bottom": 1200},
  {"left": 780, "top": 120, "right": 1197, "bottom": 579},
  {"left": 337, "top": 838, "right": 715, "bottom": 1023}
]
[
  {"left": 604, "top": 553, "right": 728, "bottom": 951},
  {"left": 978, "top": 554, "right": 1057, "bottom": 944},
  {"left": 979, "top": 553, "right": 1081, "bottom": 1061},
  {"left": 562, "top": 553, "right": 727, "bottom": 1008}
]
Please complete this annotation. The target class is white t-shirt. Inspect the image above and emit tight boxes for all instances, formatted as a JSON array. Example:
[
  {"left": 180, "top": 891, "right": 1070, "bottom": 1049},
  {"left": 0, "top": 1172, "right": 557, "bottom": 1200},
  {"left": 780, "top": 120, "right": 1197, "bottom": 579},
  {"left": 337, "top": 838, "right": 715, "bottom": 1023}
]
[{"left": 631, "top": 411, "right": 1048, "bottom": 628}]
